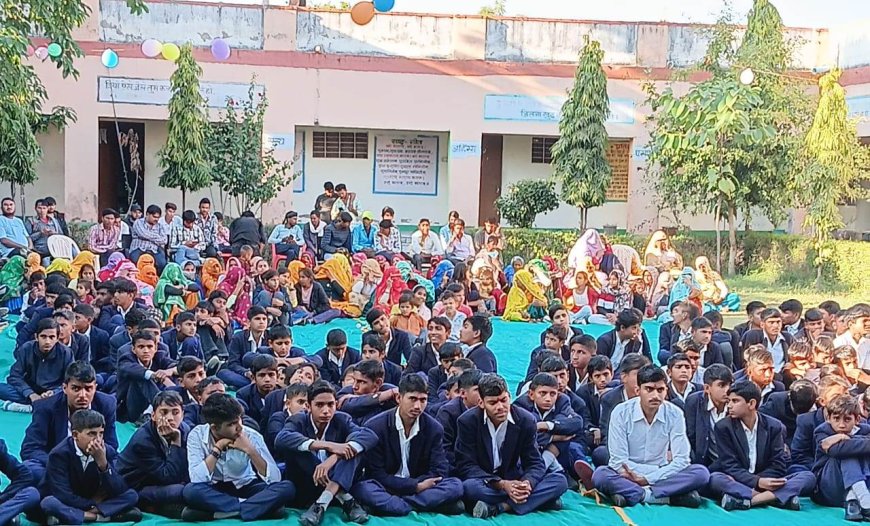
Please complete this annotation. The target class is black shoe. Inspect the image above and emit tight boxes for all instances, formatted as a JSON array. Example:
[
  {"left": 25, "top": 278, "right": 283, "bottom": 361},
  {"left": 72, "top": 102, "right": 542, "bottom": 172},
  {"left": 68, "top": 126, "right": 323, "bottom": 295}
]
[
  {"left": 670, "top": 490, "right": 702, "bottom": 509},
  {"left": 181, "top": 507, "right": 214, "bottom": 522},
  {"left": 861, "top": 507, "right": 870, "bottom": 521},
  {"left": 341, "top": 498, "right": 369, "bottom": 524},
  {"left": 472, "top": 501, "right": 501, "bottom": 519},
  {"left": 111, "top": 508, "right": 143, "bottom": 523},
  {"left": 609, "top": 493, "right": 628, "bottom": 508},
  {"left": 780, "top": 496, "right": 801, "bottom": 511},
  {"left": 432, "top": 500, "right": 465, "bottom": 515},
  {"left": 541, "top": 497, "right": 563, "bottom": 511},
  {"left": 846, "top": 499, "right": 863, "bottom": 521},
  {"left": 264, "top": 507, "right": 288, "bottom": 520},
  {"left": 299, "top": 504, "right": 325, "bottom": 526},
  {"left": 721, "top": 494, "right": 750, "bottom": 511}
]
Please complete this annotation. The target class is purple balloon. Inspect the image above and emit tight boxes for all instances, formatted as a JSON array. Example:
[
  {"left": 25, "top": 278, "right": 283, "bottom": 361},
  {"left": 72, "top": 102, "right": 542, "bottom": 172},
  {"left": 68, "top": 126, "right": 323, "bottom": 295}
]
[{"left": 211, "top": 38, "right": 231, "bottom": 61}]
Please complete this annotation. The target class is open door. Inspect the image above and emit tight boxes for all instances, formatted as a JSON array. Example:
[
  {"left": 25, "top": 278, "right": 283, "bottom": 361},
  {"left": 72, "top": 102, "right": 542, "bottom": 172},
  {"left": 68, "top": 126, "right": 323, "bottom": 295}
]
[
  {"left": 99, "top": 121, "right": 145, "bottom": 214},
  {"left": 478, "top": 134, "right": 503, "bottom": 225}
]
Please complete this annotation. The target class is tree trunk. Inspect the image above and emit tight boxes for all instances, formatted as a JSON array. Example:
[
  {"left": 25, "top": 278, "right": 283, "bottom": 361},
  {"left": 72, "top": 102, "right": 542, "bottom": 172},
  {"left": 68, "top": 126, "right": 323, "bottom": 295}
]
[
  {"left": 181, "top": 189, "right": 187, "bottom": 211},
  {"left": 579, "top": 208, "right": 587, "bottom": 231},
  {"left": 727, "top": 203, "right": 737, "bottom": 276},
  {"left": 715, "top": 197, "right": 722, "bottom": 273}
]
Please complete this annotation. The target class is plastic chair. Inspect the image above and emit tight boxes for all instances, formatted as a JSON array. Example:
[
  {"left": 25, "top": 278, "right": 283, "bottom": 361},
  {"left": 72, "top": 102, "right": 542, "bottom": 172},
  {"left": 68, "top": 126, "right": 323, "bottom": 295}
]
[
  {"left": 47, "top": 235, "right": 80, "bottom": 260},
  {"left": 270, "top": 244, "right": 287, "bottom": 270}
]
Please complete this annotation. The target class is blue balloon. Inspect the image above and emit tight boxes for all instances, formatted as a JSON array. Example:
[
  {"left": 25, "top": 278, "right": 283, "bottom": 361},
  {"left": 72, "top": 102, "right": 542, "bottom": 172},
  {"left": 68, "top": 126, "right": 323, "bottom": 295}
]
[
  {"left": 373, "top": 0, "right": 395, "bottom": 12},
  {"left": 101, "top": 49, "right": 119, "bottom": 69}
]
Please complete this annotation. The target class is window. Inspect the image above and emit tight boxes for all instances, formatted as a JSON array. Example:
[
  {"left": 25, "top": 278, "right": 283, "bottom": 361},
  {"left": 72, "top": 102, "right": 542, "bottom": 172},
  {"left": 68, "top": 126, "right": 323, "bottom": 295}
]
[
  {"left": 531, "top": 136, "right": 557, "bottom": 164},
  {"left": 312, "top": 131, "right": 368, "bottom": 159}
]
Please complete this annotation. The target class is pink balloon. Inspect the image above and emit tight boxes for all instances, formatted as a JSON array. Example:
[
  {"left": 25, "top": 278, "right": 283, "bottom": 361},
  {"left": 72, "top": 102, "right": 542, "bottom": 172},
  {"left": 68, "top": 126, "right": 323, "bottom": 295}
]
[
  {"left": 34, "top": 46, "right": 48, "bottom": 60},
  {"left": 210, "top": 38, "right": 230, "bottom": 61},
  {"left": 141, "top": 39, "right": 162, "bottom": 58}
]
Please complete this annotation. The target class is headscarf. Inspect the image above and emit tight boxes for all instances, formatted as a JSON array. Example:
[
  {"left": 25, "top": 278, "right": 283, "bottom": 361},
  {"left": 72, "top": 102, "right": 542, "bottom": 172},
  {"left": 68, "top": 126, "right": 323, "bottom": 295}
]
[
  {"left": 568, "top": 229, "right": 605, "bottom": 270},
  {"left": 503, "top": 269, "right": 547, "bottom": 321},
  {"left": 395, "top": 261, "right": 413, "bottom": 283},
  {"left": 431, "top": 260, "right": 454, "bottom": 289},
  {"left": 70, "top": 251, "right": 98, "bottom": 279},
  {"left": 695, "top": 256, "right": 727, "bottom": 304},
  {"left": 116, "top": 260, "right": 155, "bottom": 306},
  {"left": 300, "top": 252, "right": 316, "bottom": 269},
  {"left": 135, "top": 254, "right": 158, "bottom": 287},
  {"left": 601, "top": 269, "right": 631, "bottom": 312},
  {"left": 315, "top": 254, "right": 354, "bottom": 296},
  {"left": 201, "top": 258, "right": 223, "bottom": 296},
  {"left": 351, "top": 253, "right": 368, "bottom": 278},
  {"left": 287, "top": 261, "right": 306, "bottom": 287},
  {"left": 219, "top": 266, "right": 252, "bottom": 322},
  {"left": 26, "top": 253, "right": 44, "bottom": 275},
  {"left": 408, "top": 275, "right": 435, "bottom": 304},
  {"left": 644, "top": 230, "right": 669, "bottom": 258},
  {"left": 0, "top": 256, "right": 27, "bottom": 300},
  {"left": 504, "top": 256, "right": 524, "bottom": 286},
  {"left": 99, "top": 252, "right": 125, "bottom": 282},
  {"left": 226, "top": 257, "right": 242, "bottom": 271},
  {"left": 374, "top": 266, "right": 406, "bottom": 311},
  {"left": 153, "top": 263, "right": 192, "bottom": 319},
  {"left": 669, "top": 266, "right": 701, "bottom": 306},
  {"left": 250, "top": 256, "right": 266, "bottom": 276},
  {"left": 46, "top": 258, "right": 72, "bottom": 276},
  {"left": 358, "top": 259, "right": 383, "bottom": 285},
  {"left": 612, "top": 244, "right": 643, "bottom": 276}
]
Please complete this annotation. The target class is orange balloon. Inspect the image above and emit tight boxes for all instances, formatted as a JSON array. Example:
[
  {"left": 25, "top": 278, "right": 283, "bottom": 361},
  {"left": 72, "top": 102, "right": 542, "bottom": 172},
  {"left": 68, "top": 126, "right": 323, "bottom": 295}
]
[{"left": 351, "top": 1, "right": 375, "bottom": 25}]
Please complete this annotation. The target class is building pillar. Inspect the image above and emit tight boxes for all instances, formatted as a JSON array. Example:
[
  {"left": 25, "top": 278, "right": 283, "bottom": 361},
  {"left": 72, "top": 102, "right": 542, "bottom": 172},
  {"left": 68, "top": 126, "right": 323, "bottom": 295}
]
[{"left": 63, "top": 118, "right": 100, "bottom": 221}]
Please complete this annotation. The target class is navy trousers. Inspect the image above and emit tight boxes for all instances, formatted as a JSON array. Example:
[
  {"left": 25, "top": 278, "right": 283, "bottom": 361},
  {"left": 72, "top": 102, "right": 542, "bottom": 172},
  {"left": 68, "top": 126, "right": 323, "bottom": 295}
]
[
  {"left": 591, "top": 445, "right": 609, "bottom": 467},
  {"left": 462, "top": 472, "right": 567, "bottom": 515},
  {"left": 351, "top": 477, "right": 464, "bottom": 516},
  {"left": 139, "top": 483, "right": 186, "bottom": 508},
  {"left": 41, "top": 488, "right": 138, "bottom": 525},
  {"left": 119, "top": 379, "right": 161, "bottom": 423},
  {"left": 22, "top": 461, "right": 45, "bottom": 489},
  {"left": 592, "top": 464, "right": 710, "bottom": 507},
  {"left": 0, "top": 486, "right": 40, "bottom": 525},
  {"left": 555, "top": 441, "right": 587, "bottom": 478},
  {"left": 708, "top": 471, "right": 815, "bottom": 503},
  {"left": 288, "top": 454, "right": 362, "bottom": 506},
  {"left": 217, "top": 369, "right": 251, "bottom": 391},
  {"left": 182, "top": 480, "right": 295, "bottom": 521},
  {"left": 813, "top": 456, "right": 870, "bottom": 507},
  {"left": 0, "top": 383, "right": 27, "bottom": 404}
]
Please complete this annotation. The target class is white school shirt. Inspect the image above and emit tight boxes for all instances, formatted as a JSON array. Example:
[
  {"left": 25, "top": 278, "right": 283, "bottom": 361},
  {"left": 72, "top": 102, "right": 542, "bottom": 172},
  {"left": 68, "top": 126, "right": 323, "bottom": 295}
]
[
  {"left": 484, "top": 411, "right": 515, "bottom": 470},
  {"left": 75, "top": 442, "right": 94, "bottom": 471},
  {"left": 742, "top": 416, "right": 759, "bottom": 473},
  {"left": 611, "top": 336, "right": 629, "bottom": 370},
  {"left": 765, "top": 333, "right": 787, "bottom": 373},
  {"left": 187, "top": 424, "right": 280, "bottom": 488},
  {"left": 394, "top": 411, "right": 421, "bottom": 478}
]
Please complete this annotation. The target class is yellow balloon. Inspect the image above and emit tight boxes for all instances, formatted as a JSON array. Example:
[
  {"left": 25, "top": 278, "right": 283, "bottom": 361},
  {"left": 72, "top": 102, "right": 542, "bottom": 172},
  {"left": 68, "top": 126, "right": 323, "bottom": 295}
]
[{"left": 162, "top": 42, "right": 180, "bottom": 62}]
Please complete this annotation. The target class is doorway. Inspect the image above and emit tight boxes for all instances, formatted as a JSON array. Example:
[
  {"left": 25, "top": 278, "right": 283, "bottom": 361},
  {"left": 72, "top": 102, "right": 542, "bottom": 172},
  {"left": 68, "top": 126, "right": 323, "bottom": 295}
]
[
  {"left": 478, "top": 134, "right": 503, "bottom": 225},
  {"left": 98, "top": 120, "right": 145, "bottom": 214}
]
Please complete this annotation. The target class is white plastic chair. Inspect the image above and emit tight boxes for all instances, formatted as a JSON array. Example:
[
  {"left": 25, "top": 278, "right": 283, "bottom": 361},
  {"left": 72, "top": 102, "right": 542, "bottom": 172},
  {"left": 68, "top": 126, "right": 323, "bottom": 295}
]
[{"left": 47, "top": 235, "right": 80, "bottom": 260}]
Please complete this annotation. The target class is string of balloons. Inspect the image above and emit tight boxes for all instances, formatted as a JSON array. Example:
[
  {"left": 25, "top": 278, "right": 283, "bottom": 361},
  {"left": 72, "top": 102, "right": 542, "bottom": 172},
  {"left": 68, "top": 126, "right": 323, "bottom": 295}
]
[{"left": 27, "top": 38, "right": 233, "bottom": 69}]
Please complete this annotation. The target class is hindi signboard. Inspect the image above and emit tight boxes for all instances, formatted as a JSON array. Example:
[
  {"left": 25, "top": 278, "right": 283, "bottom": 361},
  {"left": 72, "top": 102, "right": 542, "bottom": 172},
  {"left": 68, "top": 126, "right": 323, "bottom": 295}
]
[
  {"left": 98, "top": 77, "right": 264, "bottom": 108},
  {"left": 373, "top": 135, "right": 439, "bottom": 196}
]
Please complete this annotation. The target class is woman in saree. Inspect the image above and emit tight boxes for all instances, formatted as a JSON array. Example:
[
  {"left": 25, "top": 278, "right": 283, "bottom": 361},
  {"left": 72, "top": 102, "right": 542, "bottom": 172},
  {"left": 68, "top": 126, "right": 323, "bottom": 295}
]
[
  {"left": 70, "top": 251, "right": 98, "bottom": 280},
  {"left": 349, "top": 258, "right": 383, "bottom": 314},
  {"left": 153, "top": 263, "right": 198, "bottom": 322},
  {"left": 430, "top": 259, "right": 454, "bottom": 297},
  {"left": 98, "top": 252, "right": 125, "bottom": 282},
  {"left": 314, "top": 254, "right": 360, "bottom": 318},
  {"left": 201, "top": 258, "right": 223, "bottom": 296},
  {"left": 218, "top": 265, "right": 253, "bottom": 326},
  {"left": 46, "top": 258, "right": 72, "bottom": 279},
  {"left": 373, "top": 265, "right": 406, "bottom": 313},
  {"left": 0, "top": 256, "right": 27, "bottom": 303},
  {"left": 669, "top": 266, "right": 703, "bottom": 312},
  {"left": 644, "top": 230, "right": 684, "bottom": 274},
  {"left": 136, "top": 254, "right": 159, "bottom": 288},
  {"left": 25, "top": 252, "right": 44, "bottom": 278},
  {"left": 694, "top": 256, "right": 740, "bottom": 312},
  {"left": 567, "top": 229, "right": 605, "bottom": 271},
  {"left": 502, "top": 269, "right": 549, "bottom": 322},
  {"left": 611, "top": 244, "right": 644, "bottom": 277},
  {"left": 351, "top": 253, "right": 368, "bottom": 278},
  {"left": 115, "top": 260, "right": 155, "bottom": 306},
  {"left": 589, "top": 269, "right": 632, "bottom": 325}
]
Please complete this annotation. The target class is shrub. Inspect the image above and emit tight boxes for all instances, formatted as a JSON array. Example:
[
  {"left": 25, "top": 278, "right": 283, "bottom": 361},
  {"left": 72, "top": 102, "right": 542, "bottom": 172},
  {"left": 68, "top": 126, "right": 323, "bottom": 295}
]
[{"left": 495, "top": 179, "right": 559, "bottom": 229}]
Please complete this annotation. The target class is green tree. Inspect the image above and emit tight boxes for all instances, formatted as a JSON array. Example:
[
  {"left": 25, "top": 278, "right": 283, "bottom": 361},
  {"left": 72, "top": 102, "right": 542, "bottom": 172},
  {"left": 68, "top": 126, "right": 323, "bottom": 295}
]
[
  {"left": 551, "top": 38, "right": 611, "bottom": 230},
  {"left": 0, "top": 0, "right": 147, "bottom": 213},
  {"left": 157, "top": 44, "right": 211, "bottom": 210},
  {"left": 479, "top": 0, "right": 506, "bottom": 16},
  {"left": 800, "top": 69, "right": 869, "bottom": 287},
  {"left": 208, "top": 81, "right": 295, "bottom": 216},
  {"left": 495, "top": 179, "right": 559, "bottom": 229}
]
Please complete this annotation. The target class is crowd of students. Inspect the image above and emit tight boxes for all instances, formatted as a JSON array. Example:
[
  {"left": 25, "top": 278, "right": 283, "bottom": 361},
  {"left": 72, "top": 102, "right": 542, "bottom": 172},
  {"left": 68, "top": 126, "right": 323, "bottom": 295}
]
[{"left": 0, "top": 191, "right": 868, "bottom": 525}]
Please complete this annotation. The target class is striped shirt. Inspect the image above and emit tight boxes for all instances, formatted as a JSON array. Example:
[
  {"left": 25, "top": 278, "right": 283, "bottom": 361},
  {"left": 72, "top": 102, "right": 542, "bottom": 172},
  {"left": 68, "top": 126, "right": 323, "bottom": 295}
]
[
  {"left": 87, "top": 224, "right": 120, "bottom": 254},
  {"left": 170, "top": 224, "right": 206, "bottom": 252},
  {"left": 130, "top": 218, "right": 167, "bottom": 253},
  {"left": 196, "top": 213, "right": 218, "bottom": 246}
]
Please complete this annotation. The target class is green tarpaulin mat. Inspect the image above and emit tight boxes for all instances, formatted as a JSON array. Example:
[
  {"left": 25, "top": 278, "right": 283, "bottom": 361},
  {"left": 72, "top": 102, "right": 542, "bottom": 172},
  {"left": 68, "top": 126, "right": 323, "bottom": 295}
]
[{"left": 0, "top": 319, "right": 852, "bottom": 524}]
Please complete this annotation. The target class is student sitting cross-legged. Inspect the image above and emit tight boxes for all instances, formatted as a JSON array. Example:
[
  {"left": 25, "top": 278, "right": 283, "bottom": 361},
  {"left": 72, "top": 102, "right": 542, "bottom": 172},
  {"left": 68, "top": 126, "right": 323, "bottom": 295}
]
[
  {"left": 0, "top": 438, "right": 40, "bottom": 526},
  {"left": 116, "top": 331, "right": 177, "bottom": 424},
  {"left": 437, "top": 369, "right": 483, "bottom": 468},
  {"left": 0, "top": 318, "right": 74, "bottom": 407},
  {"left": 684, "top": 364, "right": 733, "bottom": 467},
  {"left": 456, "top": 373, "right": 568, "bottom": 518},
  {"left": 274, "top": 380, "right": 377, "bottom": 526},
  {"left": 592, "top": 365, "right": 710, "bottom": 508},
  {"left": 118, "top": 390, "right": 191, "bottom": 518},
  {"left": 182, "top": 393, "right": 294, "bottom": 522},
  {"left": 708, "top": 381, "right": 816, "bottom": 511},
  {"left": 40, "top": 409, "right": 142, "bottom": 525},
  {"left": 351, "top": 374, "right": 465, "bottom": 516},
  {"left": 265, "top": 383, "right": 311, "bottom": 452},
  {"left": 338, "top": 359, "right": 398, "bottom": 425}
]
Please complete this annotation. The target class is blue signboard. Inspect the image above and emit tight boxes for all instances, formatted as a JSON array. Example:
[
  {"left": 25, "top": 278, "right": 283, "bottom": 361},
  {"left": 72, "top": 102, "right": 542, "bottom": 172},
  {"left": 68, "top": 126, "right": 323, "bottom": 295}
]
[{"left": 484, "top": 94, "right": 636, "bottom": 124}]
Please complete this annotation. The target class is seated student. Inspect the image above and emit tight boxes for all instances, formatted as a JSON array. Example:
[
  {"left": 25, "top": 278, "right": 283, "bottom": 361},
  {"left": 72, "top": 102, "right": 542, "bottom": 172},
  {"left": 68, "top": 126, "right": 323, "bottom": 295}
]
[
  {"left": 782, "top": 339, "right": 816, "bottom": 388},
  {"left": 53, "top": 310, "right": 90, "bottom": 363},
  {"left": 709, "top": 381, "right": 816, "bottom": 511},
  {"left": 436, "top": 369, "right": 483, "bottom": 468},
  {"left": 592, "top": 365, "right": 710, "bottom": 508},
  {"left": 671, "top": 316, "right": 729, "bottom": 369},
  {"left": 193, "top": 300, "right": 229, "bottom": 370},
  {"left": 351, "top": 374, "right": 465, "bottom": 516},
  {"left": 674, "top": 339, "right": 706, "bottom": 385},
  {"left": 740, "top": 308, "right": 795, "bottom": 374},
  {"left": 735, "top": 301, "right": 767, "bottom": 339},
  {"left": 361, "top": 334, "right": 401, "bottom": 386},
  {"left": 118, "top": 391, "right": 190, "bottom": 517},
  {"left": 21, "top": 361, "right": 119, "bottom": 483},
  {"left": 40, "top": 409, "right": 142, "bottom": 525},
  {"left": 116, "top": 331, "right": 177, "bottom": 424},
  {"left": 811, "top": 394, "right": 870, "bottom": 520},
  {"left": 704, "top": 309, "right": 740, "bottom": 365},
  {"left": 405, "top": 317, "right": 451, "bottom": 376},
  {"left": 523, "top": 326, "right": 568, "bottom": 385},
  {"left": 760, "top": 379, "right": 818, "bottom": 444},
  {"left": 537, "top": 356, "right": 592, "bottom": 427},
  {"left": 275, "top": 381, "right": 377, "bottom": 526},
  {"left": 254, "top": 269, "right": 290, "bottom": 326},
  {"left": 261, "top": 363, "right": 322, "bottom": 429},
  {"left": 540, "top": 305, "right": 584, "bottom": 355},
  {"left": 594, "top": 354, "right": 651, "bottom": 467},
  {"left": 0, "top": 318, "right": 74, "bottom": 406},
  {"left": 685, "top": 364, "right": 733, "bottom": 467},
  {"left": 425, "top": 343, "right": 463, "bottom": 403},
  {"left": 160, "top": 311, "right": 203, "bottom": 361},
  {"left": 313, "top": 329, "right": 361, "bottom": 388},
  {"left": 265, "top": 383, "right": 310, "bottom": 452},
  {"left": 73, "top": 304, "right": 111, "bottom": 376},
  {"left": 429, "top": 358, "right": 475, "bottom": 408},
  {"left": 460, "top": 314, "right": 497, "bottom": 373},
  {"left": 780, "top": 299, "right": 805, "bottom": 338},
  {"left": 568, "top": 334, "right": 596, "bottom": 393},
  {"left": 362, "top": 309, "right": 413, "bottom": 366},
  {"left": 242, "top": 325, "right": 321, "bottom": 370},
  {"left": 16, "top": 283, "right": 66, "bottom": 346},
  {"left": 171, "top": 356, "right": 206, "bottom": 405},
  {"left": 220, "top": 306, "right": 269, "bottom": 390},
  {"left": 338, "top": 359, "right": 397, "bottom": 425},
  {"left": 106, "top": 308, "right": 148, "bottom": 377},
  {"left": 832, "top": 345, "right": 864, "bottom": 391},
  {"left": 577, "top": 354, "right": 613, "bottom": 430},
  {"left": 595, "top": 308, "right": 652, "bottom": 373},
  {"left": 666, "top": 352, "right": 702, "bottom": 410},
  {"left": 791, "top": 374, "right": 851, "bottom": 473},
  {"left": 93, "top": 281, "right": 118, "bottom": 333},
  {"left": 455, "top": 373, "right": 568, "bottom": 517},
  {"left": 389, "top": 292, "right": 426, "bottom": 339},
  {"left": 0, "top": 437, "right": 40, "bottom": 526},
  {"left": 183, "top": 377, "right": 258, "bottom": 430},
  {"left": 237, "top": 355, "right": 280, "bottom": 429},
  {"left": 182, "top": 394, "right": 293, "bottom": 521},
  {"left": 437, "top": 291, "right": 466, "bottom": 343},
  {"left": 736, "top": 345, "right": 785, "bottom": 404}
]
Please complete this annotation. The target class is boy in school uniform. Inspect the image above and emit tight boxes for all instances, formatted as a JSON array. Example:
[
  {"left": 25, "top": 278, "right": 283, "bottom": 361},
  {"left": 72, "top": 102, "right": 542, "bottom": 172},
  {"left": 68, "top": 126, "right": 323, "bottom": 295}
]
[
  {"left": 118, "top": 391, "right": 190, "bottom": 517},
  {"left": 236, "top": 355, "right": 280, "bottom": 429},
  {"left": 455, "top": 373, "right": 568, "bottom": 517},
  {"left": 182, "top": 394, "right": 294, "bottom": 521},
  {"left": 160, "top": 311, "right": 203, "bottom": 361},
  {"left": 172, "top": 356, "right": 207, "bottom": 405},
  {"left": 666, "top": 352, "right": 702, "bottom": 410},
  {"left": 261, "top": 363, "right": 321, "bottom": 430},
  {"left": 351, "top": 374, "right": 465, "bottom": 516},
  {"left": 361, "top": 334, "right": 402, "bottom": 386},
  {"left": 537, "top": 356, "right": 592, "bottom": 430},
  {"left": 313, "top": 329, "right": 361, "bottom": 388},
  {"left": 53, "top": 310, "right": 91, "bottom": 363},
  {"left": 40, "top": 409, "right": 142, "bottom": 525},
  {"left": 16, "top": 283, "right": 66, "bottom": 346},
  {"left": 219, "top": 306, "right": 269, "bottom": 389},
  {"left": 436, "top": 369, "right": 483, "bottom": 468},
  {"left": 460, "top": 315, "right": 497, "bottom": 373},
  {"left": 592, "top": 365, "right": 710, "bottom": 508},
  {"left": 405, "top": 317, "right": 451, "bottom": 375},
  {"left": 577, "top": 355, "right": 614, "bottom": 434},
  {"left": 568, "top": 335, "right": 597, "bottom": 393},
  {"left": 684, "top": 364, "right": 733, "bottom": 467},
  {"left": 338, "top": 359, "right": 398, "bottom": 425},
  {"left": 274, "top": 381, "right": 377, "bottom": 526},
  {"left": 709, "top": 381, "right": 815, "bottom": 511},
  {"left": 425, "top": 343, "right": 463, "bottom": 403},
  {"left": 736, "top": 346, "right": 785, "bottom": 404},
  {"left": 811, "top": 394, "right": 870, "bottom": 520},
  {"left": 21, "top": 362, "right": 118, "bottom": 484},
  {"left": 362, "top": 309, "right": 413, "bottom": 366},
  {"left": 108, "top": 317, "right": 171, "bottom": 395},
  {"left": 539, "top": 305, "right": 584, "bottom": 358},
  {"left": 116, "top": 331, "right": 177, "bottom": 424},
  {"left": 523, "top": 326, "right": 568, "bottom": 386},
  {"left": 593, "top": 353, "right": 650, "bottom": 467},
  {"left": 0, "top": 438, "right": 40, "bottom": 526},
  {"left": 0, "top": 319, "right": 74, "bottom": 406},
  {"left": 241, "top": 325, "right": 320, "bottom": 370},
  {"left": 760, "top": 379, "right": 818, "bottom": 445},
  {"left": 105, "top": 309, "right": 147, "bottom": 381},
  {"left": 265, "top": 383, "right": 310, "bottom": 452},
  {"left": 791, "top": 374, "right": 851, "bottom": 473},
  {"left": 73, "top": 304, "right": 111, "bottom": 377}
]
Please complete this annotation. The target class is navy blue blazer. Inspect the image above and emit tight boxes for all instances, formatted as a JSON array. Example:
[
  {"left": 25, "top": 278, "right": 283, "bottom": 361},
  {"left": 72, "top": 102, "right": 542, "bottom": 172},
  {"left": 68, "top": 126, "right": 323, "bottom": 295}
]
[
  {"left": 362, "top": 329, "right": 412, "bottom": 366},
  {"left": 226, "top": 330, "right": 267, "bottom": 377},
  {"left": 108, "top": 329, "right": 130, "bottom": 372},
  {"left": 86, "top": 326, "right": 112, "bottom": 374},
  {"left": 364, "top": 408, "right": 449, "bottom": 495},
  {"left": 118, "top": 420, "right": 190, "bottom": 489},
  {"left": 405, "top": 342, "right": 440, "bottom": 376},
  {"left": 812, "top": 422, "right": 870, "bottom": 473},
  {"left": 435, "top": 397, "right": 468, "bottom": 468},
  {"left": 576, "top": 383, "right": 607, "bottom": 428},
  {"left": 236, "top": 384, "right": 272, "bottom": 429},
  {"left": 599, "top": 386, "right": 628, "bottom": 443},
  {"left": 313, "top": 347, "right": 361, "bottom": 388},
  {"left": 0, "top": 438, "right": 35, "bottom": 503},
  {"left": 658, "top": 321, "right": 674, "bottom": 355},
  {"left": 6, "top": 341, "right": 74, "bottom": 399},
  {"left": 16, "top": 306, "right": 54, "bottom": 346},
  {"left": 41, "top": 437, "right": 128, "bottom": 510},
  {"left": 383, "top": 360, "right": 402, "bottom": 387},
  {"left": 455, "top": 405, "right": 545, "bottom": 485},
  {"left": 261, "top": 389, "right": 286, "bottom": 435},
  {"left": 714, "top": 413, "right": 788, "bottom": 486},
  {"left": 595, "top": 329, "right": 652, "bottom": 371},
  {"left": 274, "top": 410, "right": 378, "bottom": 456},
  {"left": 265, "top": 410, "right": 290, "bottom": 452},
  {"left": 466, "top": 343, "right": 497, "bottom": 373},
  {"left": 241, "top": 344, "right": 320, "bottom": 370},
  {"left": 337, "top": 384, "right": 398, "bottom": 425},
  {"left": 666, "top": 382, "right": 702, "bottom": 411},
  {"left": 513, "top": 393, "right": 585, "bottom": 450},
  {"left": 759, "top": 391, "right": 800, "bottom": 444},
  {"left": 668, "top": 334, "right": 726, "bottom": 369},
  {"left": 685, "top": 391, "right": 717, "bottom": 466},
  {"left": 539, "top": 326, "right": 584, "bottom": 359},
  {"left": 65, "top": 333, "right": 91, "bottom": 363},
  {"left": 160, "top": 328, "right": 204, "bottom": 361},
  {"left": 426, "top": 365, "right": 447, "bottom": 403},
  {"left": 738, "top": 329, "right": 794, "bottom": 371},
  {"left": 732, "top": 371, "right": 785, "bottom": 404},
  {"left": 21, "top": 391, "right": 118, "bottom": 466},
  {"left": 791, "top": 407, "right": 826, "bottom": 471},
  {"left": 95, "top": 305, "right": 121, "bottom": 334}
]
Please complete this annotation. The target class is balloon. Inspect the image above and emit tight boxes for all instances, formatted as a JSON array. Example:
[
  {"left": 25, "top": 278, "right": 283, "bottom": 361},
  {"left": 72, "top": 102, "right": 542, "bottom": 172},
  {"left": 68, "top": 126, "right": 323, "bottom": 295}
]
[
  {"left": 210, "top": 38, "right": 230, "bottom": 61},
  {"left": 373, "top": 0, "right": 395, "bottom": 12},
  {"left": 47, "top": 43, "right": 62, "bottom": 58},
  {"left": 161, "top": 42, "right": 180, "bottom": 62},
  {"left": 350, "top": 2, "right": 375, "bottom": 25},
  {"left": 34, "top": 46, "right": 48, "bottom": 60},
  {"left": 141, "top": 39, "right": 163, "bottom": 58},
  {"left": 101, "top": 49, "right": 119, "bottom": 69},
  {"left": 25, "top": 45, "right": 34, "bottom": 57}
]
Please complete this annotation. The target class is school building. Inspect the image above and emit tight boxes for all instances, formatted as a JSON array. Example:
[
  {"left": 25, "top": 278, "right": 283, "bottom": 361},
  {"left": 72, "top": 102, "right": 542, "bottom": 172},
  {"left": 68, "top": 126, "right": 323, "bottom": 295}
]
[{"left": 27, "top": 0, "right": 870, "bottom": 233}]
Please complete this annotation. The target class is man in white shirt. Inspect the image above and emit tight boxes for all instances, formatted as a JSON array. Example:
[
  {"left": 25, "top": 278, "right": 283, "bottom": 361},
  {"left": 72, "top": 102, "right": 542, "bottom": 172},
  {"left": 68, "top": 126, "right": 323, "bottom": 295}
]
[
  {"left": 835, "top": 307, "right": 870, "bottom": 369},
  {"left": 592, "top": 365, "right": 710, "bottom": 508},
  {"left": 408, "top": 218, "right": 444, "bottom": 272},
  {"left": 444, "top": 218, "right": 474, "bottom": 264}
]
